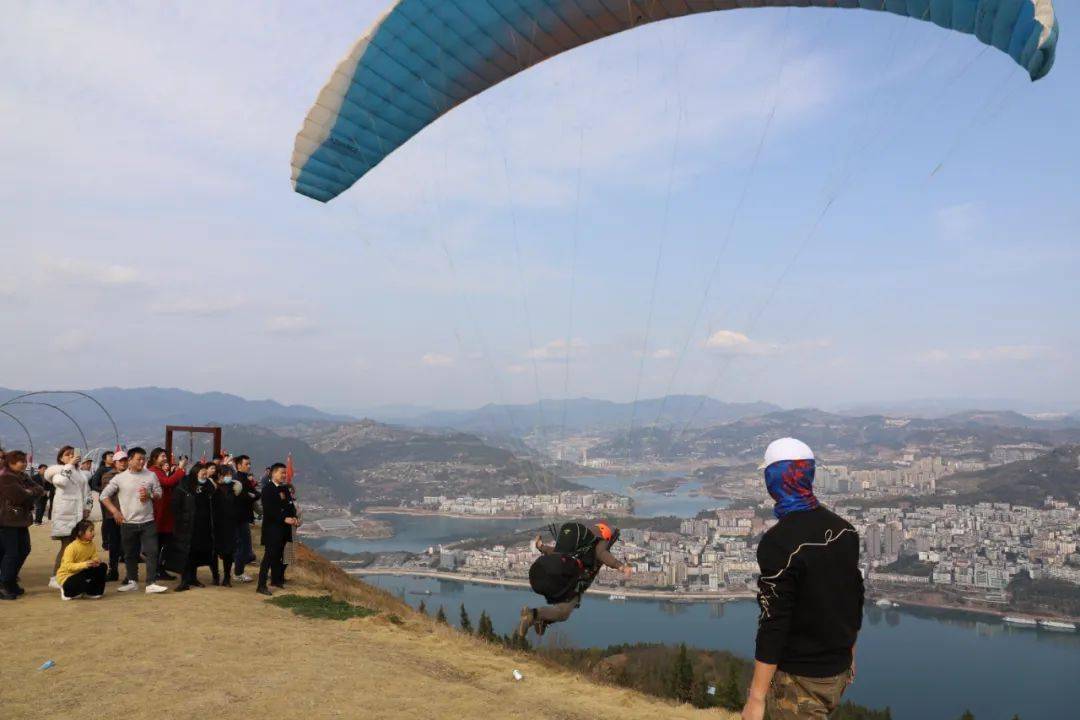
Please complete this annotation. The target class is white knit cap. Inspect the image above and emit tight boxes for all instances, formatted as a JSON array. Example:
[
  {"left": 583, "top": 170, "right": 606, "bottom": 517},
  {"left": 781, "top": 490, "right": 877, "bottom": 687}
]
[{"left": 759, "top": 437, "right": 814, "bottom": 470}]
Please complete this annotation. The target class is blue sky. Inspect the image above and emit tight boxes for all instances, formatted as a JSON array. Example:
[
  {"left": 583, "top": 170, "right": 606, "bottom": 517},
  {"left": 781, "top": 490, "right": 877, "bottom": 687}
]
[{"left": 3, "top": 2, "right": 1077, "bottom": 413}]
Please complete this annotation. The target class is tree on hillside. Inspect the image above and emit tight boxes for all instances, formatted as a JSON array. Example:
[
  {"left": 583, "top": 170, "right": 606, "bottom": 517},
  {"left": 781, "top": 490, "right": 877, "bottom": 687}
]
[
  {"left": 459, "top": 604, "right": 473, "bottom": 634},
  {"left": 690, "top": 673, "right": 713, "bottom": 709},
  {"left": 417, "top": 600, "right": 427, "bottom": 615},
  {"left": 502, "top": 632, "right": 531, "bottom": 651},
  {"left": 669, "top": 644, "right": 693, "bottom": 703},
  {"left": 476, "top": 611, "right": 497, "bottom": 642},
  {"left": 435, "top": 606, "right": 448, "bottom": 624},
  {"left": 718, "top": 662, "right": 741, "bottom": 710}
]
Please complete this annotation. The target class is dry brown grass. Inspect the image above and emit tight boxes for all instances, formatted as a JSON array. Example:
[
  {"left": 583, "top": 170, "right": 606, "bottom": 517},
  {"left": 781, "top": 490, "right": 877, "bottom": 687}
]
[{"left": 0, "top": 526, "right": 734, "bottom": 720}]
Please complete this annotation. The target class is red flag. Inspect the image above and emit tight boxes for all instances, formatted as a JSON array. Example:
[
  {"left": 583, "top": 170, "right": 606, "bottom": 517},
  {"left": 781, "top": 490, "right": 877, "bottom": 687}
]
[{"left": 285, "top": 453, "right": 295, "bottom": 483}]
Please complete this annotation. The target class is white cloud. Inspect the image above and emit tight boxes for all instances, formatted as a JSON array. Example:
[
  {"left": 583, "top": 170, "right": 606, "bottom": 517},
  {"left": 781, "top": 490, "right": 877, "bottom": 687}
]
[
  {"left": 652, "top": 348, "right": 676, "bottom": 360},
  {"left": 46, "top": 256, "right": 143, "bottom": 287},
  {"left": 526, "top": 339, "right": 587, "bottom": 362},
  {"left": 702, "top": 330, "right": 830, "bottom": 357},
  {"left": 265, "top": 314, "right": 316, "bottom": 335},
  {"left": 703, "top": 329, "right": 778, "bottom": 356},
  {"left": 421, "top": 353, "right": 454, "bottom": 367},
  {"left": 916, "top": 345, "right": 1053, "bottom": 364}
]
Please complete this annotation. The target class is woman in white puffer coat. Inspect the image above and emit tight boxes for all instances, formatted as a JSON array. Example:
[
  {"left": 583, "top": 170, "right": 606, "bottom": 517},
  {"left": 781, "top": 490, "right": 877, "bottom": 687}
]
[{"left": 44, "top": 445, "right": 91, "bottom": 589}]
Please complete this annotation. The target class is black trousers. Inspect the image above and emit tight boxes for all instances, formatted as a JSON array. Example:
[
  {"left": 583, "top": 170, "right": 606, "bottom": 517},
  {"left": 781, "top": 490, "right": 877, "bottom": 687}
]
[
  {"left": 0, "top": 526, "right": 31, "bottom": 587},
  {"left": 34, "top": 496, "right": 48, "bottom": 524},
  {"left": 62, "top": 564, "right": 107, "bottom": 597},
  {"left": 101, "top": 518, "right": 123, "bottom": 574},
  {"left": 257, "top": 540, "right": 285, "bottom": 589}
]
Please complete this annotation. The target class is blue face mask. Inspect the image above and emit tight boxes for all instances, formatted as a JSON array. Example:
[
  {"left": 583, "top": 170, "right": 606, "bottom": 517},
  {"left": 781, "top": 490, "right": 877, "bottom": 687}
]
[
  {"left": 220, "top": 476, "right": 233, "bottom": 484},
  {"left": 197, "top": 477, "right": 208, "bottom": 485},
  {"left": 764, "top": 459, "right": 820, "bottom": 519}
]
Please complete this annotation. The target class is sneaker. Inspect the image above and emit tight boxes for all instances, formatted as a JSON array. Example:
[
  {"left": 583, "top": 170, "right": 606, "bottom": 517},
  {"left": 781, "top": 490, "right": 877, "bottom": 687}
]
[
  {"left": 158, "top": 570, "right": 176, "bottom": 581},
  {"left": 256, "top": 586, "right": 273, "bottom": 597},
  {"left": 105, "top": 570, "right": 120, "bottom": 582},
  {"left": 145, "top": 584, "right": 168, "bottom": 594},
  {"left": 61, "top": 590, "right": 83, "bottom": 601},
  {"left": 235, "top": 574, "right": 253, "bottom": 584},
  {"left": 516, "top": 606, "right": 534, "bottom": 638},
  {"left": 86, "top": 594, "right": 104, "bottom": 600},
  {"left": 48, "top": 577, "right": 61, "bottom": 590},
  {"left": 13, "top": 584, "right": 25, "bottom": 597},
  {"left": 0, "top": 587, "right": 17, "bottom": 601},
  {"left": 117, "top": 580, "right": 138, "bottom": 593},
  {"left": 174, "top": 584, "right": 191, "bottom": 592}
]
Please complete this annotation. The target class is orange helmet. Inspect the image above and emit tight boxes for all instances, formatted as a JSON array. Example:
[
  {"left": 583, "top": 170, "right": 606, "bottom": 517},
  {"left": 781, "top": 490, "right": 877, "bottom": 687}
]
[{"left": 595, "top": 522, "right": 614, "bottom": 541}]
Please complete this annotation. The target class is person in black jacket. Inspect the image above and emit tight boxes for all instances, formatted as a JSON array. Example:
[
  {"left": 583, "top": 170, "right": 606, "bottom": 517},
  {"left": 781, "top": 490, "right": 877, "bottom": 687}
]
[
  {"left": 256, "top": 463, "right": 297, "bottom": 596},
  {"left": 32, "top": 464, "right": 50, "bottom": 524},
  {"left": 231, "top": 455, "right": 259, "bottom": 582},
  {"left": 0, "top": 451, "right": 46, "bottom": 599},
  {"left": 211, "top": 468, "right": 241, "bottom": 587},
  {"left": 166, "top": 464, "right": 216, "bottom": 591},
  {"left": 741, "top": 438, "right": 864, "bottom": 720}
]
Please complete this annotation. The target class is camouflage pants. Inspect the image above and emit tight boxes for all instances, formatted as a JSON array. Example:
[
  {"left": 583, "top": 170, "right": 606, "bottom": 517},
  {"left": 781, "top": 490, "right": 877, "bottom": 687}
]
[{"left": 765, "top": 668, "right": 852, "bottom": 720}]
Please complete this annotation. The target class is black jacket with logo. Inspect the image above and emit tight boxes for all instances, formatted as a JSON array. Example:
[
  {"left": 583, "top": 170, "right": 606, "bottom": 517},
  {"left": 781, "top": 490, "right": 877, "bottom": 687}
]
[{"left": 754, "top": 506, "right": 864, "bottom": 677}]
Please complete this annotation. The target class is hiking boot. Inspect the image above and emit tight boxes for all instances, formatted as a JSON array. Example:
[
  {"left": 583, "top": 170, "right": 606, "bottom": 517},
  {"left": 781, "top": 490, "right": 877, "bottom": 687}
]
[{"left": 516, "top": 606, "right": 535, "bottom": 638}]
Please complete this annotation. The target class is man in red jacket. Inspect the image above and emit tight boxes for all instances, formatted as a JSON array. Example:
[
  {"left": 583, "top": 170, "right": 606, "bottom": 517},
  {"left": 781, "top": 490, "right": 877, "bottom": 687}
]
[{"left": 148, "top": 448, "right": 185, "bottom": 581}]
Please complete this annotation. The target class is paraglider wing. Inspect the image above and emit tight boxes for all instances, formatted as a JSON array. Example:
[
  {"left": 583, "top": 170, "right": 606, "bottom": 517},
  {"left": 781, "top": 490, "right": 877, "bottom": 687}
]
[{"left": 291, "top": 0, "right": 1058, "bottom": 203}]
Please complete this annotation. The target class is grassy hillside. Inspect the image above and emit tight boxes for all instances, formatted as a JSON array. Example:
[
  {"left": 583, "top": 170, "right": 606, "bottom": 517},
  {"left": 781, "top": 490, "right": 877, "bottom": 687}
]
[{"left": 1, "top": 526, "right": 733, "bottom": 720}]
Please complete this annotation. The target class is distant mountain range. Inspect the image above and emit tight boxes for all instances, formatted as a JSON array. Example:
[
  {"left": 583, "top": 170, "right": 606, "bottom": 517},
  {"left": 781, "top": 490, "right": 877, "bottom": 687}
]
[
  {"left": 384, "top": 395, "right": 782, "bottom": 435},
  {"left": 834, "top": 398, "right": 1080, "bottom": 419},
  {"left": 591, "top": 408, "right": 1080, "bottom": 463},
  {"left": 0, "top": 386, "right": 351, "bottom": 450}
]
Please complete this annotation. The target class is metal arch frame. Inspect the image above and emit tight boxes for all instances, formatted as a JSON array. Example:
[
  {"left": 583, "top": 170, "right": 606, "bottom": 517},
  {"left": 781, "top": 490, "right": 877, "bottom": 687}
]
[
  {"left": 0, "top": 390, "right": 120, "bottom": 448},
  {"left": 3, "top": 400, "right": 90, "bottom": 454},
  {"left": 0, "top": 408, "right": 34, "bottom": 460}
]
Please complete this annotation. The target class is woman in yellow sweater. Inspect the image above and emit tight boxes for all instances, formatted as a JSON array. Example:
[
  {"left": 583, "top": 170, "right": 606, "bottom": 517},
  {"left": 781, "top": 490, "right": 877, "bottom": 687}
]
[{"left": 57, "top": 520, "right": 106, "bottom": 600}]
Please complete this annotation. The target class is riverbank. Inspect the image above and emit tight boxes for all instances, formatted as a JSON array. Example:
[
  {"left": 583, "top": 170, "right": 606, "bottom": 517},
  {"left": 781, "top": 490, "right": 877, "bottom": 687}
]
[
  {"left": 875, "top": 590, "right": 1080, "bottom": 625},
  {"left": 349, "top": 568, "right": 756, "bottom": 603},
  {"left": 364, "top": 507, "right": 546, "bottom": 521}
]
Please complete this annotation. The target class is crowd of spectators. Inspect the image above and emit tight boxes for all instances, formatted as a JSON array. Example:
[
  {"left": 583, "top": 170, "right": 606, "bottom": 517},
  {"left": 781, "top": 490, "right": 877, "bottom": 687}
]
[{"left": 0, "top": 443, "right": 300, "bottom": 600}]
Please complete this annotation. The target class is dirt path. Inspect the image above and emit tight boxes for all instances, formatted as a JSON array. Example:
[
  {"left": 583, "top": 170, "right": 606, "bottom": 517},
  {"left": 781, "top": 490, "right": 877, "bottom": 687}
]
[{"left": 2, "top": 526, "right": 733, "bottom": 720}]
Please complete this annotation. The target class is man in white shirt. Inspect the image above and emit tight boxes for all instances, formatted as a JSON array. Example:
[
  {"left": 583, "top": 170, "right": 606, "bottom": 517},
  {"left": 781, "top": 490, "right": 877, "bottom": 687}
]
[{"left": 100, "top": 447, "right": 167, "bottom": 594}]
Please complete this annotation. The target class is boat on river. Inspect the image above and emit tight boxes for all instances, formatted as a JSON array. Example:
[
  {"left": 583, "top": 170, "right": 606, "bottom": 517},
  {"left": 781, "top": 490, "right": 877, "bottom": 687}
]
[
  {"left": 1004, "top": 616, "right": 1038, "bottom": 627},
  {"left": 1038, "top": 619, "right": 1077, "bottom": 632}
]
